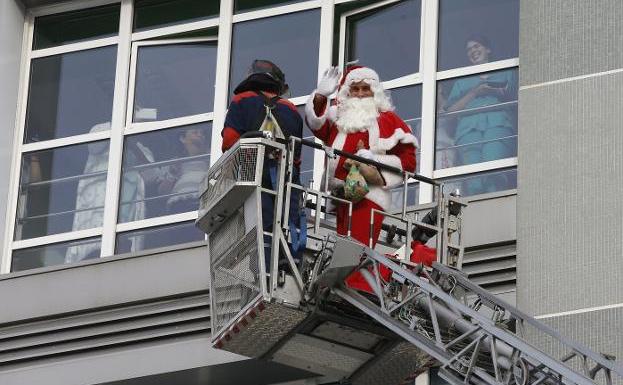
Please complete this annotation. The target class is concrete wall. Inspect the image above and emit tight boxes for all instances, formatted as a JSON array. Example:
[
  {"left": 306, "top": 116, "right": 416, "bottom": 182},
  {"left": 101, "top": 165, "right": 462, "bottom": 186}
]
[
  {"left": 517, "top": 0, "right": 623, "bottom": 371},
  {"left": 0, "top": 0, "right": 25, "bottom": 270}
]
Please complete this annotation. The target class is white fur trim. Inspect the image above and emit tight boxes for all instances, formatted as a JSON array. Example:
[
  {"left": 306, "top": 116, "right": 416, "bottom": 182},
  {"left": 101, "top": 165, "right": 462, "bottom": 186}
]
[
  {"left": 344, "top": 67, "right": 380, "bottom": 88},
  {"left": 305, "top": 91, "right": 327, "bottom": 131},
  {"left": 375, "top": 129, "right": 420, "bottom": 151},
  {"left": 365, "top": 186, "right": 392, "bottom": 211},
  {"left": 375, "top": 154, "right": 405, "bottom": 188},
  {"left": 326, "top": 130, "right": 347, "bottom": 190}
]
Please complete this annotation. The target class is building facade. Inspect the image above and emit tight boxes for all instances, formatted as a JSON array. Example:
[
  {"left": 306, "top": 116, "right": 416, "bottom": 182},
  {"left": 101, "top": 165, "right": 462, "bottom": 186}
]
[{"left": 0, "top": 0, "right": 616, "bottom": 384}]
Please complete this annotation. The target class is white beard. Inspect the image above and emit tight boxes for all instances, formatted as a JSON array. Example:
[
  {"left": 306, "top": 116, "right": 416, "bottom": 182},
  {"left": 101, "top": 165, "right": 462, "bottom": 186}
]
[{"left": 335, "top": 97, "right": 379, "bottom": 134}]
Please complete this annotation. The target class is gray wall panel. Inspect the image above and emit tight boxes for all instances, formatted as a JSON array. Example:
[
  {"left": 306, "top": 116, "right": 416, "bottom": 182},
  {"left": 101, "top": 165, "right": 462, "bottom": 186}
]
[
  {"left": 0, "top": 335, "right": 243, "bottom": 385},
  {"left": 0, "top": 0, "right": 25, "bottom": 270},
  {"left": 517, "top": 73, "right": 623, "bottom": 316},
  {"left": 520, "top": 0, "right": 623, "bottom": 86},
  {"left": 0, "top": 243, "right": 210, "bottom": 324},
  {"left": 524, "top": 308, "right": 623, "bottom": 385},
  {"left": 462, "top": 193, "right": 516, "bottom": 248}
]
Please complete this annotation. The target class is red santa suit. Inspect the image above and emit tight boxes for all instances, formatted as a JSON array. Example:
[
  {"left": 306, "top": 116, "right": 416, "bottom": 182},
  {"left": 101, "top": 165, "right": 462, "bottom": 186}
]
[{"left": 305, "top": 66, "right": 418, "bottom": 247}]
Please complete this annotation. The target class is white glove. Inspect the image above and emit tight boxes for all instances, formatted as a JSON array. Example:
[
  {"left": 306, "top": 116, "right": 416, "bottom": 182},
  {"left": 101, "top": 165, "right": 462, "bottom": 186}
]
[
  {"left": 317, "top": 67, "right": 341, "bottom": 96},
  {"left": 355, "top": 148, "right": 376, "bottom": 161}
]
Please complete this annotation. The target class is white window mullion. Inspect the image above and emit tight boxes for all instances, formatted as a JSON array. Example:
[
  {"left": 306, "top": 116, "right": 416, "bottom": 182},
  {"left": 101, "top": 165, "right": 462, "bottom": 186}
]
[
  {"left": 311, "top": 0, "right": 335, "bottom": 190},
  {"left": 1, "top": 14, "right": 35, "bottom": 274},
  {"left": 210, "top": 0, "right": 234, "bottom": 164},
  {"left": 417, "top": 0, "right": 439, "bottom": 204},
  {"left": 100, "top": 0, "right": 133, "bottom": 257}
]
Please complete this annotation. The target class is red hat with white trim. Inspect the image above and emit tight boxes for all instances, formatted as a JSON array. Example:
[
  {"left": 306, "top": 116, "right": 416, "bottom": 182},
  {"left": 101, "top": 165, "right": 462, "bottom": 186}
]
[{"left": 339, "top": 65, "right": 381, "bottom": 89}]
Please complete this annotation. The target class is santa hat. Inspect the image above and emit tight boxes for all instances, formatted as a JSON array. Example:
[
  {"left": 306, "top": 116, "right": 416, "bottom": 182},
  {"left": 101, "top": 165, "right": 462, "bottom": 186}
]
[{"left": 340, "top": 65, "right": 380, "bottom": 89}]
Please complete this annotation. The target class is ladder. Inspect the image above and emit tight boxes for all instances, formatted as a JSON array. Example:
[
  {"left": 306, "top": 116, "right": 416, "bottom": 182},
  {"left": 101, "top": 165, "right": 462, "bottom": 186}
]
[{"left": 197, "top": 137, "right": 623, "bottom": 385}]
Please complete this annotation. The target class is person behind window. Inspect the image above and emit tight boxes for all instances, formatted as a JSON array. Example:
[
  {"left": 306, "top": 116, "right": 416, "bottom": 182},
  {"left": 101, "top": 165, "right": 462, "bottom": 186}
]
[
  {"left": 161, "top": 127, "right": 210, "bottom": 216},
  {"left": 221, "top": 59, "right": 304, "bottom": 270},
  {"left": 445, "top": 35, "right": 516, "bottom": 195},
  {"left": 306, "top": 65, "right": 417, "bottom": 247}
]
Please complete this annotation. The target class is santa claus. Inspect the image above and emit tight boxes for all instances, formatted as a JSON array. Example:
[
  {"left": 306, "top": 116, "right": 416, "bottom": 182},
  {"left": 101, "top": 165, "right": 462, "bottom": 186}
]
[{"left": 305, "top": 65, "right": 418, "bottom": 247}]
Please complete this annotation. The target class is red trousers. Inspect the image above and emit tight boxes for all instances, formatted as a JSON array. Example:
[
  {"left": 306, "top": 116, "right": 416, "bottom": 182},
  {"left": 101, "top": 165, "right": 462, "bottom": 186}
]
[{"left": 336, "top": 198, "right": 384, "bottom": 247}]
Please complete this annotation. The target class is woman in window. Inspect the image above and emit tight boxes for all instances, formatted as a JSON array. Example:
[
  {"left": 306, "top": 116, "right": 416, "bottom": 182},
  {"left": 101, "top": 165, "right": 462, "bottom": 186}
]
[{"left": 445, "top": 35, "right": 516, "bottom": 194}]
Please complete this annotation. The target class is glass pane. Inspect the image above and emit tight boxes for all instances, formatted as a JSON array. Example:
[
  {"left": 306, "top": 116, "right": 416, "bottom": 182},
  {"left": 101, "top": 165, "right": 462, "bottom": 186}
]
[
  {"left": 435, "top": 68, "right": 518, "bottom": 170},
  {"left": 389, "top": 182, "right": 419, "bottom": 213},
  {"left": 12, "top": 237, "right": 102, "bottom": 272},
  {"left": 442, "top": 168, "right": 517, "bottom": 197},
  {"left": 235, "top": 0, "right": 305, "bottom": 13},
  {"left": 116, "top": 221, "right": 205, "bottom": 254},
  {"left": 437, "top": 0, "right": 519, "bottom": 71},
  {"left": 390, "top": 85, "right": 422, "bottom": 173},
  {"left": 15, "top": 141, "right": 110, "bottom": 241},
  {"left": 134, "top": 0, "right": 220, "bottom": 32},
  {"left": 25, "top": 46, "right": 117, "bottom": 143},
  {"left": 346, "top": 0, "right": 420, "bottom": 81},
  {"left": 133, "top": 42, "right": 217, "bottom": 122},
  {"left": 119, "top": 123, "right": 212, "bottom": 223},
  {"left": 230, "top": 9, "right": 321, "bottom": 98},
  {"left": 33, "top": 4, "right": 120, "bottom": 50},
  {"left": 296, "top": 105, "right": 316, "bottom": 188}
]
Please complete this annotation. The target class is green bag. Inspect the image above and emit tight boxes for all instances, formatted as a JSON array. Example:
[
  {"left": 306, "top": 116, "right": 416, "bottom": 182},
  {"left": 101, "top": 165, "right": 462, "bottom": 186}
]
[{"left": 343, "top": 164, "right": 369, "bottom": 203}]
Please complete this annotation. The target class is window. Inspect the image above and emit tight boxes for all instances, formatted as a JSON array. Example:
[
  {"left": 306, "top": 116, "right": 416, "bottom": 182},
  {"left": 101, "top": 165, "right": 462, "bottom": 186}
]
[
  {"left": 33, "top": 4, "right": 120, "bottom": 50},
  {"left": 129, "top": 39, "right": 218, "bottom": 123},
  {"left": 437, "top": 0, "right": 519, "bottom": 71},
  {"left": 5, "top": 0, "right": 519, "bottom": 273},
  {"left": 119, "top": 123, "right": 211, "bottom": 223},
  {"left": 25, "top": 46, "right": 117, "bottom": 143},
  {"left": 133, "top": 0, "right": 220, "bottom": 32},
  {"left": 435, "top": 68, "right": 518, "bottom": 170},
  {"left": 15, "top": 141, "right": 109, "bottom": 241},
  {"left": 342, "top": 0, "right": 421, "bottom": 81},
  {"left": 229, "top": 9, "right": 321, "bottom": 98}
]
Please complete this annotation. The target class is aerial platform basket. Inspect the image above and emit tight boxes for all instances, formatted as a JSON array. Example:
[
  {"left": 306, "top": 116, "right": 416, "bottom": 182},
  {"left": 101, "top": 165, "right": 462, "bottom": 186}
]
[{"left": 196, "top": 137, "right": 454, "bottom": 384}]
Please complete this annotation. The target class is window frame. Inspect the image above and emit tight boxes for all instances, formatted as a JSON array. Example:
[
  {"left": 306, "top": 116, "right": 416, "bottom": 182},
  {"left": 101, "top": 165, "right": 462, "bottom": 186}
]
[{"left": 2, "top": 0, "right": 519, "bottom": 273}]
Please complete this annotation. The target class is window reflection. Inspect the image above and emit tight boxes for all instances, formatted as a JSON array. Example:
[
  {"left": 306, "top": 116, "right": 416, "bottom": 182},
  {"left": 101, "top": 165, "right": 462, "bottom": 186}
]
[
  {"left": 134, "top": 42, "right": 217, "bottom": 122},
  {"left": 390, "top": 85, "right": 422, "bottom": 173},
  {"left": 15, "top": 141, "right": 110, "bottom": 241},
  {"left": 435, "top": 68, "right": 518, "bottom": 170},
  {"left": 230, "top": 9, "right": 320, "bottom": 98},
  {"left": 25, "top": 46, "right": 117, "bottom": 143},
  {"left": 346, "top": 0, "right": 421, "bottom": 81},
  {"left": 442, "top": 168, "right": 517, "bottom": 197},
  {"left": 116, "top": 221, "right": 204, "bottom": 254},
  {"left": 12, "top": 237, "right": 102, "bottom": 272},
  {"left": 437, "top": 0, "right": 519, "bottom": 71},
  {"left": 119, "top": 123, "right": 212, "bottom": 223}
]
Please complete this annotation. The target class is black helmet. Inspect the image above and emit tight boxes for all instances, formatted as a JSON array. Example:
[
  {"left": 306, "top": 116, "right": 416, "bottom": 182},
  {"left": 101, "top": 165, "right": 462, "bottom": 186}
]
[{"left": 234, "top": 59, "right": 289, "bottom": 96}]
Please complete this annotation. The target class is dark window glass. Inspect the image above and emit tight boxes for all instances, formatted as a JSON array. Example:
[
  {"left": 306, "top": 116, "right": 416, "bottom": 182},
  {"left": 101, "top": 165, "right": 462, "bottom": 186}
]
[
  {"left": 33, "top": 4, "right": 120, "bottom": 50},
  {"left": 134, "top": 0, "right": 220, "bottom": 32},
  {"left": 297, "top": 105, "right": 316, "bottom": 188},
  {"left": 133, "top": 41, "right": 218, "bottom": 122},
  {"left": 12, "top": 237, "right": 101, "bottom": 272},
  {"left": 346, "top": 0, "right": 420, "bottom": 81},
  {"left": 116, "top": 221, "right": 204, "bottom": 254},
  {"left": 437, "top": 0, "right": 519, "bottom": 71},
  {"left": 15, "top": 141, "right": 110, "bottom": 241},
  {"left": 442, "top": 168, "right": 517, "bottom": 197},
  {"left": 230, "top": 9, "right": 321, "bottom": 98},
  {"left": 435, "top": 68, "right": 518, "bottom": 170},
  {"left": 25, "top": 46, "right": 117, "bottom": 143},
  {"left": 235, "top": 0, "right": 305, "bottom": 13},
  {"left": 390, "top": 85, "right": 422, "bottom": 172},
  {"left": 390, "top": 182, "right": 419, "bottom": 213},
  {"left": 119, "top": 123, "right": 211, "bottom": 223}
]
